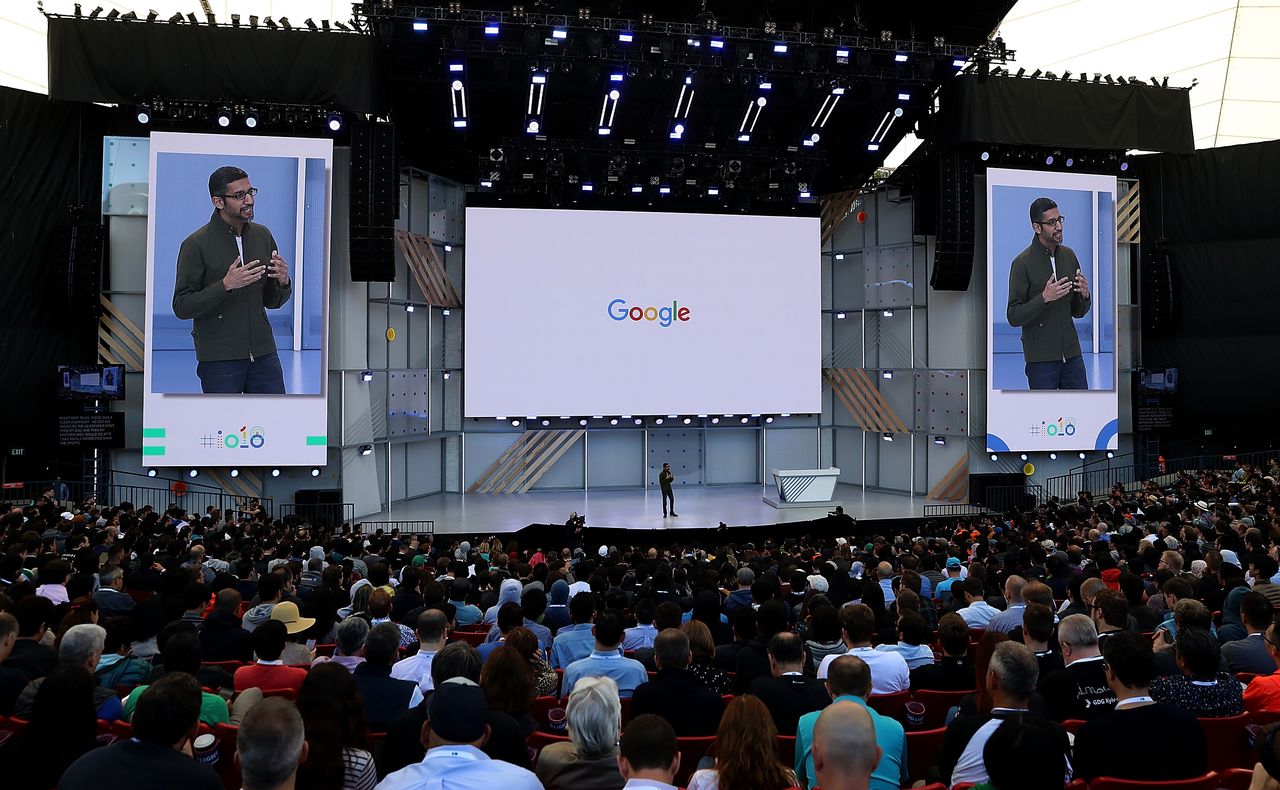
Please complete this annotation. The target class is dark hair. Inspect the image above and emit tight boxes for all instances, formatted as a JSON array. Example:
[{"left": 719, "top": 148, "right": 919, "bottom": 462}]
[
  {"left": 432, "top": 641, "right": 482, "bottom": 685},
  {"left": 984, "top": 715, "right": 1067, "bottom": 790},
  {"left": 594, "top": 610, "right": 625, "bottom": 648},
  {"left": 570, "top": 590, "right": 596, "bottom": 624},
  {"left": 522, "top": 587, "right": 548, "bottom": 620},
  {"left": 1255, "top": 554, "right": 1280, "bottom": 582},
  {"left": 730, "top": 606, "right": 758, "bottom": 640},
  {"left": 209, "top": 166, "right": 248, "bottom": 197},
  {"left": 841, "top": 604, "right": 877, "bottom": 644},
  {"left": 1101, "top": 631, "right": 1154, "bottom": 689},
  {"left": 252, "top": 619, "right": 288, "bottom": 662},
  {"left": 1162, "top": 575, "right": 1194, "bottom": 602},
  {"left": 654, "top": 628, "right": 692, "bottom": 669},
  {"left": 654, "top": 600, "right": 683, "bottom": 631},
  {"left": 620, "top": 714, "right": 677, "bottom": 771},
  {"left": 897, "top": 610, "right": 931, "bottom": 646},
  {"left": 1023, "top": 603, "right": 1055, "bottom": 643},
  {"left": 1029, "top": 197, "right": 1058, "bottom": 224},
  {"left": 416, "top": 609, "right": 449, "bottom": 642},
  {"left": 1242, "top": 591, "right": 1274, "bottom": 631},
  {"left": 962, "top": 576, "right": 985, "bottom": 598},
  {"left": 1117, "top": 571, "right": 1146, "bottom": 605},
  {"left": 21, "top": 663, "right": 99, "bottom": 788},
  {"left": 183, "top": 582, "right": 210, "bottom": 611},
  {"left": 256, "top": 572, "right": 283, "bottom": 602},
  {"left": 497, "top": 602, "right": 525, "bottom": 632},
  {"left": 162, "top": 631, "right": 204, "bottom": 675},
  {"left": 296, "top": 663, "right": 371, "bottom": 790},
  {"left": 938, "top": 613, "right": 969, "bottom": 656},
  {"left": 633, "top": 597, "right": 655, "bottom": 625},
  {"left": 364, "top": 622, "right": 402, "bottom": 666},
  {"left": 134, "top": 673, "right": 202, "bottom": 746},
  {"left": 756, "top": 600, "right": 789, "bottom": 639},
  {"left": 14, "top": 595, "right": 55, "bottom": 637},
  {"left": 808, "top": 604, "right": 842, "bottom": 643},
  {"left": 481, "top": 645, "right": 534, "bottom": 717},
  {"left": 1093, "top": 590, "right": 1129, "bottom": 629},
  {"left": 1175, "top": 627, "right": 1220, "bottom": 680},
  {"left": 767, "top": 632, "right": 805, "bottom": 665}
]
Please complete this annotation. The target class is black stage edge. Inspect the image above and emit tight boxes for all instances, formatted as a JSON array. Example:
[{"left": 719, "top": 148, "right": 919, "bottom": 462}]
[{"left": 507, "top": 514, "right": 934, "bottom": 550}]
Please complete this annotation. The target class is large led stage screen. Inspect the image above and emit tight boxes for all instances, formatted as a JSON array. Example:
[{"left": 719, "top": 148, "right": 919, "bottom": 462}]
[
  {"left": 986, "top": 168, "right": 1118, "bottom": 454},
  {"left": 464, "top": 207, "right": 821, "bottom": 418},
  {"left": 142, "top": 132, "right": 332, "bottom": 467}
]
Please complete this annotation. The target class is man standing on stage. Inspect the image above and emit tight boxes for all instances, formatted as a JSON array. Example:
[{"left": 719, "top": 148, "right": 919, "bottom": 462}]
[
  {"left": 1006, "top": 197, "right": 1091, "bottom": 390},
  {"left": 660, "top": 463, "right": 678, "bottom": 518},
  {"left": 173, "top": 166, "right": 292, "bottom": 394}
]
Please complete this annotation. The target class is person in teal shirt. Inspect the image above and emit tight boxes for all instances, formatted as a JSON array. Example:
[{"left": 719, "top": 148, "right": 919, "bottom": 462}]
[{"left": 795, "top": 655, "right": 907, "bottom": 790}]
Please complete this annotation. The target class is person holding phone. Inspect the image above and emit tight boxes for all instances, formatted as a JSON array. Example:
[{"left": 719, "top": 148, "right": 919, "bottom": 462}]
[
  {"left": 1006, "top": 197, "right": 1092, "bottom": 390},
  {"left": 172, "top": 166, "right": 292, "bottom": 394}
]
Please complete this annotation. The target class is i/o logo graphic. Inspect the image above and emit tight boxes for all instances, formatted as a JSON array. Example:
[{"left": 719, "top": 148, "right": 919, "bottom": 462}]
[
  {"left": 1038, "top": 417, "right": 1076, "bottom": 438},
  {"left": 215, "top": 425, "right": 266, "bottom": 449}
]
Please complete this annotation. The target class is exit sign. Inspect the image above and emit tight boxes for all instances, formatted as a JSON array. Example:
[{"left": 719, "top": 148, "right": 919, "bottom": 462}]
[{"left": 8, "top": 448, "right": 22, "bottom": 456}]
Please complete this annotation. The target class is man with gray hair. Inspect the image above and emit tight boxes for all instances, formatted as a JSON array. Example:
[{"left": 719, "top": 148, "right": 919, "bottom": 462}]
[
  {"left": 812, "top": 700, "right": 880, "bottom": 790},
  {"left": 723, "top": 567, "right": 756, "bottom": 612},
  {"left": 14, "top": 622, "right": 120, "bottom": 720},
  {"left": 313, "top": 616, "right": 369, "bottom": 673},
  {"left": 986, "top": 575, "right": 1028, "bottom": 633},
  {"left": 630, "top": 628, "right": 724, "bottom": 736},
  {"left": 237, "top": 697, "right": 308, "bottom": 790},
  {"left": 94, "top": 563, "right": 135, "bottom": 614},
  {"left": 535, "top": 675, "right": 624, "bottom": 788},
  {"left": 1038, "top": 613, "right": 1115, "bottom": 721},
  {"left": 939, "top": 641, "right": 1069, "bottom": 787}
]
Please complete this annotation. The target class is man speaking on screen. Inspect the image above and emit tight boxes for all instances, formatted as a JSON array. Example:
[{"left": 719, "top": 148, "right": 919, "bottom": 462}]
[
  {"left": 1006, "top": 197, "right": 1091, "bottom": 390},
  {"left": 172, "top": 166, "right": 292, "bottom": 394}
]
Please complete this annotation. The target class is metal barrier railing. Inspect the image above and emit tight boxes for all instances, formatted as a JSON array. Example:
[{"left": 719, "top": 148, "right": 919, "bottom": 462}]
[
  {"left": 923, "top": 503, "right": 993, "bottom": 518},
  {"left": 279, "top": 503, "right": 357, "bottom": 529},
  {"left": 356, "top": 520, "right": 436, "bottom": 535},
  {"left": 2, "top": 477, "right": 272, "bottom": 521},
  {"left": 1043, "top": 448, "right": 1280, "bottom": 502}
]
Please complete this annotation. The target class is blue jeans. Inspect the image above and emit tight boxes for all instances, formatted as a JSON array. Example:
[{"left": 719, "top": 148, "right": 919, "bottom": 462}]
[
  {"left": 197, "top": 352, "right": 286, "bottom": 394},
  {"left": 1025, "top": 355, "right": 1088, "bottom": 390}
]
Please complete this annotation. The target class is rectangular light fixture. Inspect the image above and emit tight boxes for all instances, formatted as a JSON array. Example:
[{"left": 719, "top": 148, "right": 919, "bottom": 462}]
[
  {"left": 897, "top": 92, "right": 910, "bottom": 101},
  {"left": 894, "top": 53, "right": 908, "bottom": 63},
  {"left": 484, "top": 24, "right": 499, "bottom": 35},
  {"left": 412, "top": 20, "right": 428, "bottom": 31},
  {"left": 773, "top": 43, "right": 788, "bottom": 54},
  {"left": 618, "top": 31, "right": 633, "bottom": 42},
  {"left": 551, "top": 28, "right": 567, "bottom": 39}
]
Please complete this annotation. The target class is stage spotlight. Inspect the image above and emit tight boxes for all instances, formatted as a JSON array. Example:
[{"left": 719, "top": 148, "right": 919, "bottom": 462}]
[
  {"left": 264, "top": 16, "right": 276, "bottom": 28},
  {"left": 711, "top": 38, "right": 724, "bottom": 49},
  {"left": 305, "top": 18, "right": 318, "bottom": 30},
  {"left": 1045, "top": 153, "right": 1055, "bottom": 165},
  {"left": 882, "top": 371, "right": 893, "bottom": 379},
  {"left": 106, "top": 8, "right": 120, "bottom": 19},
  {"left": 711, "top": 417, "right": 720, "bottom": 424},
  {"left": 1078, "top": 452, "right": 1087, "bottom": 460},
  {"left": 442, "top": 371, "right": 452, "bottom": 380},
  {"left": 147, "top": 468, "right": 157, "bottom": 477},
  {"left": 1049, "top": 453, "right": 1057, "bottom": 460},
  {"left": 215, "top": 106, "right": 232, "bottom": 128},
  {"left": 412, "top": 19, "right": 429, "bottom": 31},
  {"left": 244, "top": 109, "right": 259, "bottom": 129},
  {"left": 765, "top": 416, "right": 774, "bottom": 424},
  {"left": 484, "top": 22, "right": 500, "bottom": 36},
  {"left": 707, "top": 187, "right": 720, "bottom": 196},
  {"left": 610, "top": 418, "right": 618, "bottom": 425},
  {"left": 230, "top": 468, "right": 240, "bottom": 478},
  {"left": 773, "top": 43, "right": 788, "bottom": 54},
  {"left": 579, "top": 418, "right": 588, "bottom": 426},
  {"left": 1107, "top": 451, "right": 1115, "bottom": 459},
  {"left": 835, "top": 253, "right": 845, "bottom": 260},
  {"left": 361, "top": 370, "right": 373, "bottom": 382},
  {"left": 325, "top": 112, "right": 344, "bottom": 132},
  {"left": 655, "top": 418, "right": 664, "bottom": 425},
  {"left": 882, "top": 309, "right": 894, "bottom": 317},
  {"left": 136, "top": 103, "right": 151, "bottom": 124},
  {"left": 980, "top": 151, "right": 990, "bottom": 162},
  {"left": 311, "top": 467, "right": 321, "bottom": 477},
  {"left": 934, "top": 436, "right": 946, "bottom": 446},
  {"left": 169, "top": 12, "right": 182, "bottom": 22},
  {"left": 598, "top": 86, "right": 621, "bottom": 136},
  {"left": 683, "top": 417, "right": 691, "bottom": 425},
  {"left": 894, "top": 53, "right": 908, "bottom": 63},
  {"left": 634, "top": 418, "right": 643, "bottom": 425},
  {"left": 526, "top": 71, "right": 547, "bottom": 135},
  {"left": 541, "top": 419, "right": 550, "bottom": 426},
  {"left": 551, "top": 27, "right": 567, "bottom": 40},
  {"left": 442, "top": 307, "right": 451, "bottom": 315},
  {"left": 189, "top": 468, "right": 199, "bottom": 478},
  {"left": 835, "top": 312, "right": 846, "bottom": 319},
  {"left": 1020, "top": 454, "right": 1028, "bottom": 461},
  {"left": 1120, "top": 159, "right": 1130, "bottom": 172},
  {"left": 882, "top": 433, "right": 893, "bottom": 441},
  {"left": 360, "top": 445, "right": 373, "bottom": 456},
  {"left": 271, "top": 468, "right": 280, "bottom": 477},
  {"left": 1065, "top": 157, "right": 1074, "bottom": 167},
  {"left": 740, "top": 417, "right": 749, "bottom": 424},
  {"left": 867, "top": 143, "right": 880, "bottom": 152},
  {"left": 511, "top": 419, "right": 521, "bottom": 427},
  {"left": 618, "top": 31, "right": 633, "bottom": 43},
  {"left": 405, "top": 304, "right": 414, "bottom": 313},
  {"left": 581, "top": 183, "right": 593, "bottom": 192},
  {"left": 990, "top": 453, "right": 998, "bottom": 461},
  {"left": 631, "top": 185, "right": 643, "bottom": 194}
]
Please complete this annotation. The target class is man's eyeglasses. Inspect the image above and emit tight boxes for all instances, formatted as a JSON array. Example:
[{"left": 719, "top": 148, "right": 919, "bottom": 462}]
[
  {"left": 221, "top": 187, "right": 259, "bottom": 201},
  {"left": 1035, "top": 216, "right": 1066, "bottom": 227}
]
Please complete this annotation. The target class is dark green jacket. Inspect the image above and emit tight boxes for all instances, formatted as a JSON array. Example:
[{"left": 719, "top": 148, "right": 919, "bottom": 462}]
[
  {"left": 172, "top": 211, "right": 292, "bottom": 362},
  {"left": 1006, "top": 237, "right": 1090, "bottom": 363}
]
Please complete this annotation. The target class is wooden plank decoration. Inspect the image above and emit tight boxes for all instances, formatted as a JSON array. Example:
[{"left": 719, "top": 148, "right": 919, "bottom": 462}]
[
  {"left": 394, "top": 230, "right": 462, "bottom": 308},
  {"left": 820, "top": 189, "right": 860, "bottom": 246},
  {"left": 1117, "top": 182, "right": 1140, "bottom": 244},
  {"left": 466, "top": 430, "right": 586, "bottom": 494},
  {"left": 98, "top": 295, "right": 145, "bottom": 370},
  {"left": 927, "top": 455, "right": 970, "bottom": 503}
]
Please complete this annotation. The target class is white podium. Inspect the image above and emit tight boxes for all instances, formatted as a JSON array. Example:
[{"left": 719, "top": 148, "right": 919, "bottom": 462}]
[{"left": 763, "top": 468, "right": 842, "bottom": 509}]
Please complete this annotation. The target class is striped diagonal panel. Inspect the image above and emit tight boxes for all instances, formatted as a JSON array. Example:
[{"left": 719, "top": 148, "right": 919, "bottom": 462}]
[
  {"left": 394, "top": 231, "right": 462, "bottom": 308},
  {"left": 203, "top": 468, "right": 264, "bottom": 504},
  {"left": 823, "top": 368, "right": 909, "bottom": 434},
  {"left": 779, "top": 474, "right": 819, "bottom": 502},
  {"left": 927, "top": 455, "right": 969, "bottom": 503},
  {"left": 466, "top": 430, "right": 585, "bottom": 494},
  {"left": 820, "top": 189, "right": 860, "bottom": 246},
  {"left": 1117, "top": 182, "right": 1140, "bottom": 244},
  {"left": 98, "top": 295, "right": 144, "bottom": 370}
]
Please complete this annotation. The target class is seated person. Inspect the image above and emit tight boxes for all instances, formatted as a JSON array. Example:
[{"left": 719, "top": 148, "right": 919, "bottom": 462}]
[
  {"left": 233, "top": 620, "right": 309, "bottom": 694},
  {"left": 1150, "top": 627, "right": 1244, "bottom": 718}
]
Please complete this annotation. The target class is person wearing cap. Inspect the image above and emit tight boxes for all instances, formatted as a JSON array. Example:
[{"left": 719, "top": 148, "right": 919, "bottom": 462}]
[
  {"left": 722, "top": 567, "right": 756, "bottom": 613},
  {"left": 375, "top": 677, "right": 543, "bottom": 790},
  {"left": 934, "top": 557, "right": 964, "bottom": 606}
]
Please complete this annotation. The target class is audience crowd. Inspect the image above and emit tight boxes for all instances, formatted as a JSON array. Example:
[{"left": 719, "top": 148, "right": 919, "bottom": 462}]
[{"left": 5, "top": 462, "right": 1280, "bottom": 788}]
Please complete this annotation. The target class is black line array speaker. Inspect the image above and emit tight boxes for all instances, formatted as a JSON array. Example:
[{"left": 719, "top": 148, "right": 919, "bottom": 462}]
[
  {"left": 350, "top": 119, "right": 398, "bottom": 282},
  {"left": 59, "top": 222, "right": 105, "bottom": 306},
  {"left": 930, "top": 148, "right": 976, "bottom": 291}
]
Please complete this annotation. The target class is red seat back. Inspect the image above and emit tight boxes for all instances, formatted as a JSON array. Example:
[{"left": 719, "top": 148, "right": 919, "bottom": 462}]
[
  {"left": 911, "top": 688, "right": 974, "bottom": 730},
  {"left": 866, "top": 690, "right": 910, "bottom": 721},
  {"left": 1217, "top": 767, "right": 1255, "bottom": 790},
  {"left": 451, "top": 630, "right": 488, "bottom": 647},
  {"left": 674, "top": 736, "right": 716, "bottom": 788},
  {"left": 1061, "top": 719, "right": 1086, "bottom": 735},
  {"left": 260, "top": 687, "right": 298, "bottom": 701},
  {"left": 776, "top": 734, "right": 796, "bottom": 766},
  {"left": 904, "top": 726, "right": 947, "bottom": 785},
  {"left": 1089, "top": 772, "right": 1218, "bottom": 790},
  {"left": 214, "top": 722, "right": 240, "bottom": 790},
  {"left": 1198, "top": 715, "right": 1252, "bottom": 772}
]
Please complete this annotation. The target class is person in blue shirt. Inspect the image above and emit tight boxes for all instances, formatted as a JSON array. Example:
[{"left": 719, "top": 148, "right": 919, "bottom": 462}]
[
  {"left": 622, "top": 598, "right": 659, "bottom": 652},
  {"left": 795, "top": 654, "right": 907, "bottom": 790},
  {"left": 934, "top": 558, "right": 964, "bottom": 606},
  {"left": 562, "top": 610, "right": 648, "bottom": 699},
  {"left": 449, "top": 579, "right": 484, "bottom": 627},
  {"left": 551, "top": 590, "right": 598, "bottom": 669}
]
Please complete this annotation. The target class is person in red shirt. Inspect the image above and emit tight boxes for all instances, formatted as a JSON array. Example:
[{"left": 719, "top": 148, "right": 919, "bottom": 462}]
[
  {"left": 1243, "top": 622, "right": 1280, "bottom": 714},
  {"left": 233, "top": 620, "right": 308, "bottom": 694}
]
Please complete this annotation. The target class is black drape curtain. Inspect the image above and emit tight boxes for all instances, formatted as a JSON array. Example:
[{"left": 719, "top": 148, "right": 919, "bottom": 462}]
[
  {"left": 1133, "top": 139, "right": 1280, "bottom": 441},
  {"left": 0, "top": 87, "right": 108, "bottom": 456}
]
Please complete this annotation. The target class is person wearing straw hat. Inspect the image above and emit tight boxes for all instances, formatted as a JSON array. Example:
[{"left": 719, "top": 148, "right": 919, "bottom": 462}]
[{"left": 270, "top": 601, "right": 316, "bottom": 665}]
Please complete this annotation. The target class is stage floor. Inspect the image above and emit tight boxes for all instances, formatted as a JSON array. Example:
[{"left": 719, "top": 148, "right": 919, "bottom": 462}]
[{"left": 360, "top": 484, "right": 945, "bottom": 535}]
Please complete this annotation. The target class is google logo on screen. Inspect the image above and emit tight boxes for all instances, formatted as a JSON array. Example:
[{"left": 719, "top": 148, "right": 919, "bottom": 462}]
[{"left": 607, "top": 299, "right": 691, "bottom": 327}]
